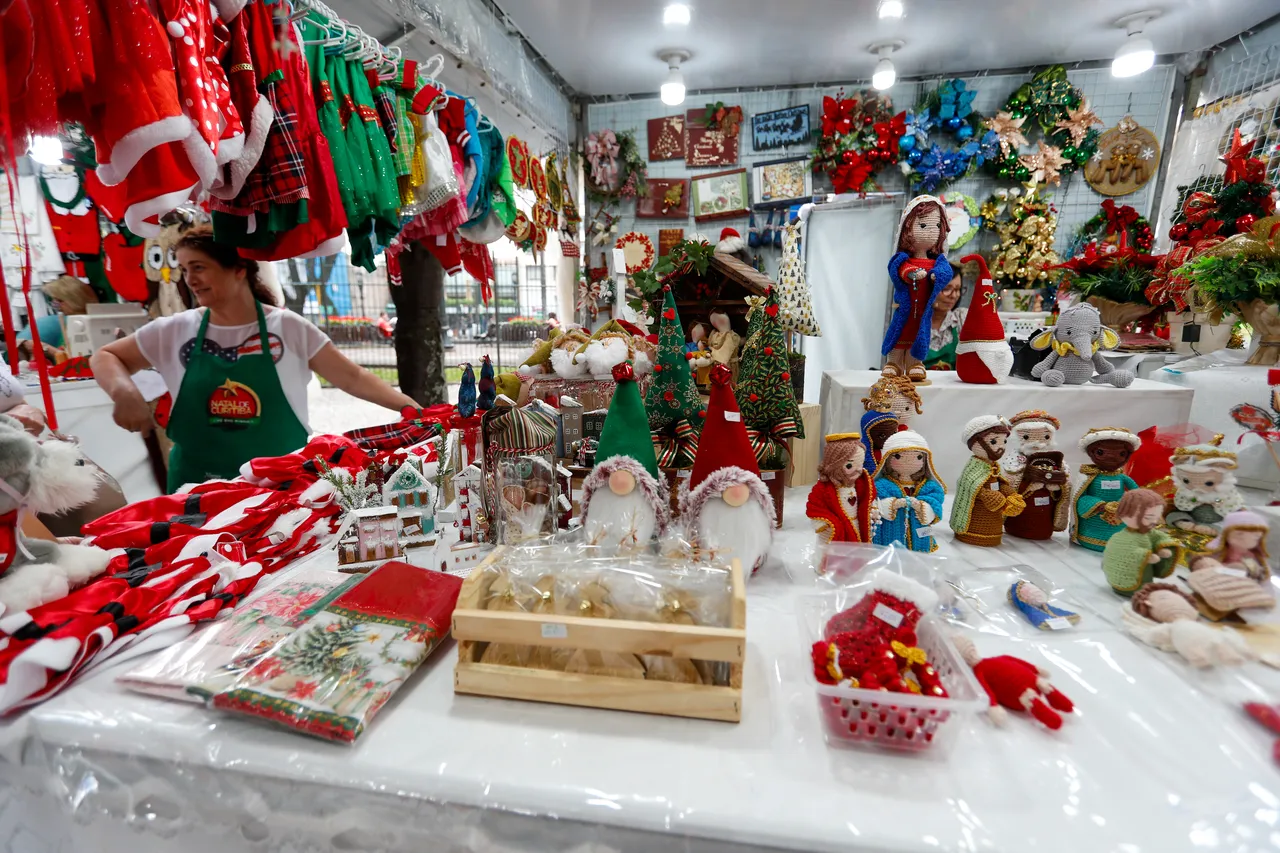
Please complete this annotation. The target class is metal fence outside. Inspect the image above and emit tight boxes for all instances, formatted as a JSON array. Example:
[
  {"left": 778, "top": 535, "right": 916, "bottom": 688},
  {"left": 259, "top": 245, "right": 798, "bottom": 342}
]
[{"left": 274, "top": 254, "right": 558, "bottom": 386}]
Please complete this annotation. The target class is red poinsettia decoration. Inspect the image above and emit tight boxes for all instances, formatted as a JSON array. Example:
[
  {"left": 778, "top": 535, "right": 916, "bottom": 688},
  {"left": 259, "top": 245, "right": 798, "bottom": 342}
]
[
  {"left": 1221, "top": 129, "right": 1266, "bottom": 185},
  {"left": 833, "top": 152, "right": 875, "bottom": 194},
  {"left": 822, "top": 94, "right": 856, "bottom": 138}
]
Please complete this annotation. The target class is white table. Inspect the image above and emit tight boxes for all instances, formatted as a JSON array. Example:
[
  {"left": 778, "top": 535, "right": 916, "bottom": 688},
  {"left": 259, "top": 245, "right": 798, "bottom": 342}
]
[
  {"left": 821, "top": 370, "right": 1195, "bottom": 477},
  {"left": 1149, "top": 349, "right": 1280, "bottom": 491},
  {"left": 1098, "top": 350, "right": 1187, "bottom": 380},
  {"left": 2, "top": 488, "right": 1279, "bottom": 853},
  {"left": 24, "top": 376, "right": 164, "bottom": 504}
]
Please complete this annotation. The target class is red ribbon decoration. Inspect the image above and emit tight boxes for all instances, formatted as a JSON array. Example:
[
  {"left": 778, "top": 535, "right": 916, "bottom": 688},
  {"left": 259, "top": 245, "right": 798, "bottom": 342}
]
[{"left": 651, "top": 418, "right": 700, "bottom": 469}]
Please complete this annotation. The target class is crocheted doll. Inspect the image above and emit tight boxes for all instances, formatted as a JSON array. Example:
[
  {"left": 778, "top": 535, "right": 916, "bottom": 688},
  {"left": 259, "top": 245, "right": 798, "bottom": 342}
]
[
  {"left": 1028, "top": 303, "right": 1134, "bottom": 388},
  {"left": 861, "top": 376, "right": 923, "bottom": 426},
  {"left": 951, "top": 635, "right": 1074, "bottom": 730},
  {"left": 1121, "top": 582, "right": 1252, "bottom": 667},
  {"left": 807, "top": 433, "right": 877, "bottom": 545},
  {"left": 1101, "top": 489, "right": 1183, "bottom": 596},
  {"left": 1005, "top": 451, "right": 1071, "bottom": 541},
  {"left": 1186, "top": 509, "right": 1274, "bottom": 618},
  {"left": 950, "top": 416, "right": 1025, "bottom": 547},
  {"left": 1164, "top": 445, "right": 1242, "bottom": 539},
  {"left": 707, "top": 310, "right": 741, "bottom": 383},
  {"left": 1072, "top": 427, "right": 1140, "bottom": 551},
  {"left": 1200, "top": 509, "right": 1271, "bottom": 579},
  {"left": 580, "top": 363, "right": 669, "bottom": 551},
  {"left": 881, "top": 195, "right": 954, "bottom": 385},
  {"left": 859, "top": 409, "right": 902, "bottom": 475},
  {"left": 1002, "top": 410, "right": 1064, "bottom": 488},
  {"left": 872, "top": 430, "right": 945, "bottom": 553},
  {"left": 1008, "top": 581, "right": 1080, "bottom": 630}
]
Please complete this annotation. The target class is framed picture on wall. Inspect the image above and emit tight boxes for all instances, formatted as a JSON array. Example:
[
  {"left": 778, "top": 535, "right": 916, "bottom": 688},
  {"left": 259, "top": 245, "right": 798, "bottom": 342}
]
[
  {"left": 686, "top": 107, "right": 740, "bottom": 166},
  {"left": 752, "top": 157, "right": 812, "bottom": 208},
  {"left": 691, "top": 168, "right": 749, "bottom": 222},
  {"left": 647, "top": 116, "right": 685, "bottom": 161},
  {"left": 636, "top": 178, "right": 691, "bottom": 218},
  {"left": 658, "top": 228, "right": 684, "bottom": 258},
  {"left": 751, "top": 105, "right": 811, "bottom": 151}
]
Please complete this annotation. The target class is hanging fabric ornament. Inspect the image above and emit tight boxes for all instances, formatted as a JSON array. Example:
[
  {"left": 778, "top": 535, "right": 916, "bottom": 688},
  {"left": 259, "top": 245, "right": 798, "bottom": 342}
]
[
  {"left": 546, "top": 153, "right": 563, "bottom": 212},
  {"left": 1085, "top": 116, "right": 1161, "bottom": 197},
  {"left": 530, "top": 155, "right": 547, "bottom": 201},
  {"left": 507, "top": 136, "right": 530, "bottom": 188}
]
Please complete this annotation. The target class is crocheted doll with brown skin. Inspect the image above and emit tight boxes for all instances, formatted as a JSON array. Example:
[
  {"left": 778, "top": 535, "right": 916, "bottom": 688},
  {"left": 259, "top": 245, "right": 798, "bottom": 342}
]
[
  {"left": 950, "top": 415, "right": 1025, "bottom": 547},
  {"left": 1072, "top": 428, "right": 1140, "bottom": 552},
  {"left": 1101, "top": 489, "right": 1182, "bottom": 596},
  {"left": 881, "top": 196, "right": 954, "bottom": 385}
]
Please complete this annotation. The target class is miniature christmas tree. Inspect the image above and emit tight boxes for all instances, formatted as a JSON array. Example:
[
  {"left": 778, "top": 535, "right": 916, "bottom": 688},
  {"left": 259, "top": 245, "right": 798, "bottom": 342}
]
[
  {"left": 737, "top": 286, "right": 805, "bottom": 470},
  {"left": 776, "top": 221, "right": 822, "bottom": 337},
  {"left": 986, "top": 184, "right": 1062, "bottom": 289},
  {"left": 644, "top": 285, "right": 705, "bottom": 468}
]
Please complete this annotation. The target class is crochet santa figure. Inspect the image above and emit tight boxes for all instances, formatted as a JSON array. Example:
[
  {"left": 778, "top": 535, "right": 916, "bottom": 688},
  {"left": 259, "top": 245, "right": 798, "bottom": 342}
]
[
  {"left": 681, "top": 364, "right": 776, "bottom": 574},
  {"left": 579, "top": 362, "right": 670, "bottom": 549},
  {"left": 952, "top": 635, "right": 1074, "bottom": 730},
  {"left": 956, "top": 255, "right": 1013, "bottom": 384}
]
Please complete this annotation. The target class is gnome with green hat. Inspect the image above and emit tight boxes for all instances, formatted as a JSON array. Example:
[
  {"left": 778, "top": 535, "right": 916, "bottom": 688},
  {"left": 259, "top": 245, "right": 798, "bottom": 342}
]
[
  {"left": 580, "top": 361, "right": 670, "bottom": 549},
  {"left": 645, "top": 284, "right": 705, "bottom": 470}
]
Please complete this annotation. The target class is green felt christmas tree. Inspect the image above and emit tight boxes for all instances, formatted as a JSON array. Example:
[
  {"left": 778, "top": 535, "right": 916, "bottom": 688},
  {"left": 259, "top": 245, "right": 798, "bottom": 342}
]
[
  {"left": 644, "top": 285, "right": 705, "bottom": 468},
  {"left": 737, "top": 286, "right": 804, "bottom": 469}
]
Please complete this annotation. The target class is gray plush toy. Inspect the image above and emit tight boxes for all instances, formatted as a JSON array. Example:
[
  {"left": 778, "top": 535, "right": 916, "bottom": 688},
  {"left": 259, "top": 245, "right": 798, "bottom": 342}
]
[
  {"left": 0, "top": 416, "right": 115, "bottom": 615},
  {"left": 1029, "top": 303, "right": 1135, "bottom": 388}
]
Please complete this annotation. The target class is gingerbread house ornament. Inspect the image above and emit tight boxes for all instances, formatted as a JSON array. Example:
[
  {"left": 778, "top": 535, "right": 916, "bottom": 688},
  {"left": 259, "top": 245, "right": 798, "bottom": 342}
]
[
  {"left": 384, "top": 460, "right": 436, "bottom": 515},
  {"left": 337, "top": 506, "right": 402, "bottom": 573}
]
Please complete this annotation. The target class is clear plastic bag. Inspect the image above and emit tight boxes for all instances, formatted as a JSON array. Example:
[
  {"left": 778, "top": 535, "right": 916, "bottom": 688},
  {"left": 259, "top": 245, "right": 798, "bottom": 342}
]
[
  {"left": 496, "top": 455, "right": 558, "bottom": 544},
  {"left": 937, "top": 564, "right": 1100, "bottom": 637}
]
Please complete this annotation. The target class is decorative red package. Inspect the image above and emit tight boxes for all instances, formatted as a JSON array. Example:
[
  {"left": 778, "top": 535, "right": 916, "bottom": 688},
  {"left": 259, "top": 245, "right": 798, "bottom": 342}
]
[{"left": 211, "top": 561, "right": 463, "bottom": 743}]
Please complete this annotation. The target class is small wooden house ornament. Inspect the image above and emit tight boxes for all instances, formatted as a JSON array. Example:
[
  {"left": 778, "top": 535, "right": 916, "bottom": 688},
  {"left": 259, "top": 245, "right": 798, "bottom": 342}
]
[
  {"left": 558, "top": 396, "right": 583, "bottom": 457},
  {"left": 582, "top": 409, "right": 609, "bottom": 441},
  {"left": 383, "top": 460, "right": 436, "bottom": 515},
  {"left": 337, "top": 506, "right": 401, "bottom": 573},
  {"left": 454, "top": 463, "right": 487, "bottom": 544}
]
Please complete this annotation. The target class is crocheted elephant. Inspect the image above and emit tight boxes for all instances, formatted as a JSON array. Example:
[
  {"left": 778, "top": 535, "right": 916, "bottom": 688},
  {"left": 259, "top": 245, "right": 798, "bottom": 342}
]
[{"left": 1028, "top": 303, "right": 1134, "bottom": 388}]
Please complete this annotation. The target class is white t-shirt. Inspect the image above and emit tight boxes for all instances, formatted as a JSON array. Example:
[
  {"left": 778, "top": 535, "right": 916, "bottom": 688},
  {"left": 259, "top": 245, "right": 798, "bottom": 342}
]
[{"left": 134, "top": 307, "right": 330, "bottom": 431}]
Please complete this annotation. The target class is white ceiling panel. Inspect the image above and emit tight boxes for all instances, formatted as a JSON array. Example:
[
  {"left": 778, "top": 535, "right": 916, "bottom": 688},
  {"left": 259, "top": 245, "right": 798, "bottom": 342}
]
[{"left": 497, "top": 0, "right": 1277, "bottom": 96}]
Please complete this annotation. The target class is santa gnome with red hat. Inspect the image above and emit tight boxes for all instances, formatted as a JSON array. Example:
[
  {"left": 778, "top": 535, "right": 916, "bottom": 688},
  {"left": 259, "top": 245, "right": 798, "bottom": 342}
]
[
  {"left": 681, "top": 364, "right": 777, "bottom": 574},
  {"left": 715, "top": 227, "right": 755, "bottom": 266},
  {"left": 955, "top": 255, "right": 1013, "bottom": 384}
]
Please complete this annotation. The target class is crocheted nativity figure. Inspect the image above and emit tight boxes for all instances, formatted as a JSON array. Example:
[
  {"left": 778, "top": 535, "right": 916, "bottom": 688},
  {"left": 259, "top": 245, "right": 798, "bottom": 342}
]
[
  {"left": 952, "top": 635, "right": 1074, "bottom": 731},
  {"left": 1071, "top": 427, "right": 1140, "bottom": 552},
  {"left": 1101, "top": 489, "right": 1183, "bottom": 596},
  {"left": 1164, "top": 445, "right": 1242, "bottom": 538},
  {"left": 707, "top": 310, "right": 741, "bottom": 383},
  {"left": 1004, "top": 451, "right": 1071, "bottom": 541},
  {"left": 806, "top": 433, "right": 877, "bottom": 544},
  {"left": 1002, "top": 410, "right": 1065, "bottom": 487},
  {"left": 859, "top": 409, "right": 902, "bottom": 475},
  {"left": 1186, "top": 509, "right": 1275, "bottom": 619},
  {"left": 950, "top": 416, "right": 1025, "bottom": 547},
  {"left": 872, "top": 430, "right": 945, "bottom": 553},
  {"left": 881, "top": 195, "right": 954, "bottom": 385}
]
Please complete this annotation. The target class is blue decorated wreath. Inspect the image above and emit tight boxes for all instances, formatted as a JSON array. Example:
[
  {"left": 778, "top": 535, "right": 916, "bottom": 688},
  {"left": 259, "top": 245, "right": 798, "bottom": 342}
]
[{"left": 898, "top": 79, "right": 1000, "bottom": 194}]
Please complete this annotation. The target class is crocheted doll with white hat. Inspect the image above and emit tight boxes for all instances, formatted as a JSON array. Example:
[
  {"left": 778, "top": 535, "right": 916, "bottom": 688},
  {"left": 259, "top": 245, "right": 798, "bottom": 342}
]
[
  {"left": 1072, "top": 427, "right": 1140, "bottom": 552},
  {"left": 950, "top": 415, "right": 1025, "bottom": 547},
  {"left": 872, "top": 429, "right": 945, "bottom": 553},
  {"left": 1164, "top": 444, "right": 1242, "bottom": 539},
  {"left": 881, "top": 195, "right": 954, "bottom": 386},
  {"left": 580, "top": 363, "right": 670, "bottom": 550},
  {"left": 955, "top": 254, "right": 1013, "bottom": 385},
  {"left": 681, "top": 364, "right": 776, "bottom": 575}
]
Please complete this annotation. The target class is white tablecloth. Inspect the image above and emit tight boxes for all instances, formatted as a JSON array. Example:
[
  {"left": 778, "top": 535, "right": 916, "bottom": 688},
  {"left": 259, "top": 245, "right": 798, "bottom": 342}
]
[
  {"left": 2, "top": 488, "right": 1278, "bottom": 853},
  {"left": 821, "top": 370, "right": 1195, "bottom": 477}
]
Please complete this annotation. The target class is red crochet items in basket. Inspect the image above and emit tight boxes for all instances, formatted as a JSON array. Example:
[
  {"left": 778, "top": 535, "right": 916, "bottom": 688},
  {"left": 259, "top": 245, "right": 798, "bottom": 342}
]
[{"left": 812, "top": 588, "right": 947, "bottom": 697}]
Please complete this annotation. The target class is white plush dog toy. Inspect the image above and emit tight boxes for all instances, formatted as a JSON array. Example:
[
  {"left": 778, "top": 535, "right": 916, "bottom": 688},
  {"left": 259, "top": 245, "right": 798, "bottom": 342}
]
[{"left": 0, "top": 416, "right": 115, "bottom": 614}]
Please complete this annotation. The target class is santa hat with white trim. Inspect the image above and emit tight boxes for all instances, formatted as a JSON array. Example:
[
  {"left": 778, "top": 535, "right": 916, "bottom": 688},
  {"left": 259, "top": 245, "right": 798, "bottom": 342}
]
[
  {"left": 956, "top": 254, "right": 1013, "bottom": 385},
  {"left": 716, "top": 227, "right": 746, "bottom": 256}
]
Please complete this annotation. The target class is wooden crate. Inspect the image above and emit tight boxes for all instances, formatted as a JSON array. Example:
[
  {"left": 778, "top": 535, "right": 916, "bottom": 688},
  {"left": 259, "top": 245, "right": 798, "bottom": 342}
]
[
  {"left": 786, "top": 402, "right": 822, "bottom": 488},
  {"left": 453, "top": 548, "right": 747, "bottom": 722}
]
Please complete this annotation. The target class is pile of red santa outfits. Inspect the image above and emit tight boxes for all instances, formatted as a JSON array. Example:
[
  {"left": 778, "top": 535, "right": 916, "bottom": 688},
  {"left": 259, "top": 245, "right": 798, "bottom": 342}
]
[{"left": 0, "top": 435, "right": 367, "bottom": 714}]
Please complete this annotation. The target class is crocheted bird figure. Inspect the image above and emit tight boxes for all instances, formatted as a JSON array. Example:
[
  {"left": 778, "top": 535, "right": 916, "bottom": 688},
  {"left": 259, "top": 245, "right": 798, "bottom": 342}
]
[
  {"left": 457, "top": 363, "right": 477, "bottom": 419},
  {"left": 477, "top": 355, "right": 496, "bottom": 411}
]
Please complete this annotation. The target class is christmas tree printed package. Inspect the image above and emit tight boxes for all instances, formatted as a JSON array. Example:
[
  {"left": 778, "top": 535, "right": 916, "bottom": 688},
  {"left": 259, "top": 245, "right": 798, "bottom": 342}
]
[{"left": 212, "top": 562, "right": 463, "bottom": 743}]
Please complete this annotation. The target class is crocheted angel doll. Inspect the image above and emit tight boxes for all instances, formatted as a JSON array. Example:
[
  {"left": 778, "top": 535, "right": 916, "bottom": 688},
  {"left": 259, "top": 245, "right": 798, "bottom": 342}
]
[{"left": 881, "top": 195, "right": 954, "bottom": 385}]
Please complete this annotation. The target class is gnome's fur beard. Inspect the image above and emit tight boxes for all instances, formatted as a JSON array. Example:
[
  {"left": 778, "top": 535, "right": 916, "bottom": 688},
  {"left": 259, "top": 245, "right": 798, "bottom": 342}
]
[
  {"left": 680, "top": 467, "right": 776, "bottom": 574},
  {"left": 550, "top": 346, "right": 589, "bottom": 379},
  {"left": 580, "top": 456, "right": 670, "bottom": 547},
  {"left": 581, "top": 337, "right": 653, "bottom": 379}
]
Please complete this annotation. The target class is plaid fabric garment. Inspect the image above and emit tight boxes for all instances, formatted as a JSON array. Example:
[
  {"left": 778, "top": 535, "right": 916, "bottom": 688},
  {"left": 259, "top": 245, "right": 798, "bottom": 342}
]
[
  {"left": 343, "top": 404, "right": 454, "bottom": 451},
  {"left": 370, "top": 77, "right": 399, "bottom": 155},
  {"left": 392, "top": 93, "right": 416, "bottom": 179},
  {"left": 234, "top": 76, "right": 309, "bottom": 213}
]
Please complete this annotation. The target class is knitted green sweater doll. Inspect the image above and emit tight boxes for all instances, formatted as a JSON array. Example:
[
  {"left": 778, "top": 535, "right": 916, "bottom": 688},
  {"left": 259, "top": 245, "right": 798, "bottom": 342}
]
[{"left": 1101, "top": 489, "right": 1184, "bottom": 596}]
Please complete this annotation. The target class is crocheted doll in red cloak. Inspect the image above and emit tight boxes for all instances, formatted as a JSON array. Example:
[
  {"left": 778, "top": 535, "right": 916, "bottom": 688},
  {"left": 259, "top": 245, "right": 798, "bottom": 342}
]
[
  {"left": 811, "top": 570, "right": 947, "bottom": 697},
  {"left": 952, "top": 635, "right": 1074, "bottom": 730}
]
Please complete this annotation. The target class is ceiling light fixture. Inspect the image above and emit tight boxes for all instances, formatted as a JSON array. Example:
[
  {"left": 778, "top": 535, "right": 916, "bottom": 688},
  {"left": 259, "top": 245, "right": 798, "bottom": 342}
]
[
  {"left": 877, "top": 0, "right": 904, "bottom": 19},
  {"left": 27, "top": 136, "right": 63, "bottom": 166},
  {"left": 659, "top": 50, "right": 691, "bottom": 106},
  {"left": 663, "top": 3, "right": 691, "bottom": 26},
  {"left": 1112, "top": 11, "right": 1158, "bottom": 78},
  {"left": 869, "top": 41, "right": 903, "bottom": 91}
]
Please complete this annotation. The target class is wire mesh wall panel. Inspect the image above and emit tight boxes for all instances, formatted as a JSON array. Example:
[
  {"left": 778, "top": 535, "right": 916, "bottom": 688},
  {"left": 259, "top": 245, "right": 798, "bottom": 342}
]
[{"left": 587, "top": 64, "right": 1176, "bottom": 271}]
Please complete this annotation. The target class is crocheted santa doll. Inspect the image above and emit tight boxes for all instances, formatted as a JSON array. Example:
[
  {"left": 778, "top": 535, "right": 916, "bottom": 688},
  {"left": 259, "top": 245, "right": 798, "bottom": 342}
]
[
  {"left": 681, "top": 365, "right": 776, "bottom": 574},
  {"left": 952, "top": 635, "right": 1074, "bottom": 730},
  {"left": 956, "top": 255, "right": 1013, "bottom": 384}
]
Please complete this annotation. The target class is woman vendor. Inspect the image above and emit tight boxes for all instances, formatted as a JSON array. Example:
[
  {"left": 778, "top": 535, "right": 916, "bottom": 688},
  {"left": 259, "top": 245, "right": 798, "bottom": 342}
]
[
  {"left": 924, "top": 273, "right": 965, "bottom": 369},
  {"left": 92, "top": 227, "right": 418, "bottom": 492}
]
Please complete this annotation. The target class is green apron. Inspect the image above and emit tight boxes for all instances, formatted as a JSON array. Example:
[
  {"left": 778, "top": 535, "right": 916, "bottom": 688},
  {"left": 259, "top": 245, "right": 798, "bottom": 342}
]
[{"left": 165, "top": 303, "right": 308, "bottom": 493}]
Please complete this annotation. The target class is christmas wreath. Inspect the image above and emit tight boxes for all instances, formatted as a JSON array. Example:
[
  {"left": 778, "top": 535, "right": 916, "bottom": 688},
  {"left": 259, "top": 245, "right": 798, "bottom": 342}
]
[
  {"left": 812, "top": 90, "right": 905, "bottom": 194},
  {"left": 1069, "top": 199, "right": 1155, "bottom": 258},
  {"left": 983, "top": 65, "right": 1101, "bottom": 183},
  {"left": 584, "top": 128, "right": 647, "bottom": 204},
  {"left": 898, "top": 79, "right": 1000, "bottom": 193}
]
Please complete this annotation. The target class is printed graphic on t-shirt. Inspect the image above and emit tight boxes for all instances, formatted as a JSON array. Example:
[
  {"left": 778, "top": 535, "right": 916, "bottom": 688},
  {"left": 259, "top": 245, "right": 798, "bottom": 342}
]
[
  {"left": 180, "top": 333, "right": 285, "bottom": 367},
  {"left": 208, "top": 379, "right": 263, "bottom": 428}
]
